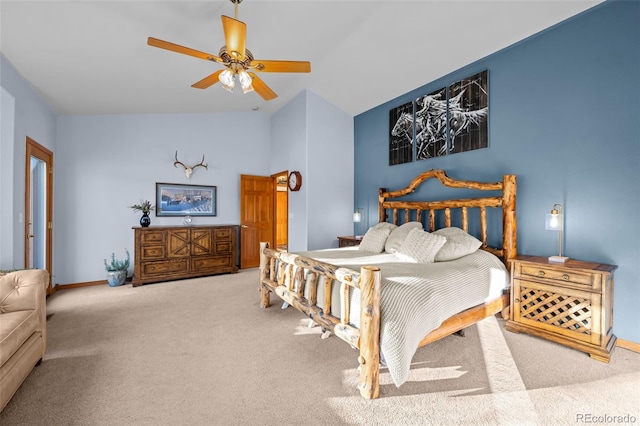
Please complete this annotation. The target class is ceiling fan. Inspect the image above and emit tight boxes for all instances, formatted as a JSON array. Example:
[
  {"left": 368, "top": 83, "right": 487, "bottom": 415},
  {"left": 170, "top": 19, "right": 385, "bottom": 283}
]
[{"left": 147, "top": 0, "right": 311, "bottom": 101}]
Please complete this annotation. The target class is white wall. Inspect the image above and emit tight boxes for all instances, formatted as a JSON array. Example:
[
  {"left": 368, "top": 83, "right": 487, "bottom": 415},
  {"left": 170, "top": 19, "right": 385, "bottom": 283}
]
[
  {"left": 55, "top": 112, "right": 271, "bottom": 285},
  {"left": 1, "top": 54, "right": 57, "bottom": 271},
  {"left": 271, "top": 90, "right": 354, "bottom": 252},
  {"left": 271, "top": 92, "right": 308, "bottom": 252},
  {"left": 0, "top": 87, "right": 15, "bottom": 269},
  {"left": 306, "top": 91, "right": 353, "bottom": 250}
]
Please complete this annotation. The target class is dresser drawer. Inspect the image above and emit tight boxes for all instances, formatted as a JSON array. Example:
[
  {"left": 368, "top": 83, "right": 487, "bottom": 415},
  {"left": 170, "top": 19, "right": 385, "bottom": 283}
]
[
  {"left": 192, "top": 256, "right": 232, "bottom": 271},
  {"left": 215, "top": 241, "right": 232, "bottom": 254},
  {"left": 141, "top": 259, "right": 188, "bottom": 276},
  {"left": 141, "top": 245, "right": 165, "bottom": 261},
  {"left": 214, "top": 228, "right": 231, "bottom": 240},
  {"left": 141, "top": 230, "right": 165, "bottom": 244},
  {"left": 516, "top": 263, "right": 596, "bottom": 289}
]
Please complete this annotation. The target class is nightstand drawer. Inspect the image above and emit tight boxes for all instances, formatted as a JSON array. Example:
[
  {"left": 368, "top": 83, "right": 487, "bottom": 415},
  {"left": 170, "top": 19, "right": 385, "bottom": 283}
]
[{"left": 518, "top": 264, "right": 594, "bottom": 288}]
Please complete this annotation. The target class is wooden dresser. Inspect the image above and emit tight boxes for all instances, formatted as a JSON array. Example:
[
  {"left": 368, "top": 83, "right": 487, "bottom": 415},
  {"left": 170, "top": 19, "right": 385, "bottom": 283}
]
[
  {"left": 132, "top": 225, "right": 238, "bottom": 286},
  {"left": 506, "top": 255, "right": 617, "bottom": 362}
]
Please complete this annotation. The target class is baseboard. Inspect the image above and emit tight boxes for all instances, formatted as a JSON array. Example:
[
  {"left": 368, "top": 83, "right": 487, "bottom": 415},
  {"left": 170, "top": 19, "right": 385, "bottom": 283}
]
[
  {"left": 617, "top": 338, "right": 640, "bottom": 354},
  {"left": 51, "top": 277, "right": 133, "bottom": 294}
]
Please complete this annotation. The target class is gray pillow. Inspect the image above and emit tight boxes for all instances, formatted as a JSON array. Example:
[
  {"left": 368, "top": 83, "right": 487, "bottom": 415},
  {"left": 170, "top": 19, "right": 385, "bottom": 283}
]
[
  {"left": 358, "top": 227, "right": 392, "bottom": 253},
  {"left": 395, "top": 228, "right": 447, "bottom": 263},
  {"left": 433, "top": 227, "right": 483, "bottom": 261},
  {"left": 385, "top": 221, "right": 423, "bottom": 253}
]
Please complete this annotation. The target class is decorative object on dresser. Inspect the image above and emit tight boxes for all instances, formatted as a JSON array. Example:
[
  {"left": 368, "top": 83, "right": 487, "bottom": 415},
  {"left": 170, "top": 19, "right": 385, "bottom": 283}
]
[
  {"left": 545, "top": 203, "right": 568, "bottom": 263},
  {"left": 506, "top": 255, "right": 617, "bottom": 362},
  {"left": 129, "top": 199, "right": 154, "bottom": 227},
  {"left": 132, "top": 225, "right": 238, "bottom": 286},
  {"left": 156, "top": 183, "right": 217, "bottom": 217},
  {"left": 173, "top": 151, "right": 207, "bottom": 179},
  {"left": 104, "top": 249, "right": 130, "bottom": 287},
  {"left": 337, "top": 235, "right": 362, "bottom": 248}
]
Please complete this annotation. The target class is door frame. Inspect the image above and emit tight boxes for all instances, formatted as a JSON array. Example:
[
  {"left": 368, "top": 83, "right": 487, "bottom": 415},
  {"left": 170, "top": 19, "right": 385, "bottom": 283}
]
[{"left": 25, "top": 136, "right": 53, "bottom": 294}]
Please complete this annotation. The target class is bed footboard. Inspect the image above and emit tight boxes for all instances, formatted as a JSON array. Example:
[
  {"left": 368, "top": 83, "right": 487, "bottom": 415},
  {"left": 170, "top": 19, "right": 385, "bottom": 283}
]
[{"left": 259, "top": 242, "right": 382, "bottom": 399}]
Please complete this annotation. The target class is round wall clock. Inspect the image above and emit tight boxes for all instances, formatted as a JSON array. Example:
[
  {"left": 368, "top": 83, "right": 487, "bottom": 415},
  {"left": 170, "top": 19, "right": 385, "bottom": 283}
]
[{"left": 288, "top": 171, "right": 302, "bottom": 191}]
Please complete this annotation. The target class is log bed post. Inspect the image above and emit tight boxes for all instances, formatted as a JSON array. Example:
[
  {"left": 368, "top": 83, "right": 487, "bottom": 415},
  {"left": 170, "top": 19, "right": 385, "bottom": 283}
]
[
  {"left": 358, "top": 265, "right": 381, "bottom": 399},
  {"left": 259, "top": 242, "right": 271, "bottom": 308}
]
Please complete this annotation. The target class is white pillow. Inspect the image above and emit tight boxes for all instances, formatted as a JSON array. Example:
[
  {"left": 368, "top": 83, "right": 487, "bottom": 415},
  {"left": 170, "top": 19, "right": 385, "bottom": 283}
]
[
  {"left": 433, "top": 227, "right": 483, "bottom": 261},
  {"left": 358, "top": 227, "right": 392, "bottom": 253},
  {"left": 395, "top": 228, "right": 447, "bottom": 263},
  {"left": 372, "top": 222, "right": 397, "bottom": 232},
  {"left": 385, "top": 221, "right": 423, "bottom": 253}
]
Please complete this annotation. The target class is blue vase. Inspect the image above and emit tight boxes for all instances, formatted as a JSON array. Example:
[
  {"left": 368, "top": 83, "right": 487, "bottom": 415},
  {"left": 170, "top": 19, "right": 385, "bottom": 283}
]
[{"left": 140, "top": 212, "right": 151, "bottom": 227}]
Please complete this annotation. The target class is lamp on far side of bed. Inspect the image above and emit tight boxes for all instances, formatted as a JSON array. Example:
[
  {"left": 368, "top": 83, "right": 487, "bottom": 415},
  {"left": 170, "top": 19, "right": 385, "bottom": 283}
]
[
  {"left": 353, "top": 208, "right": 365, "bottom": 238},
  {"left": 545, "top": 203, "right": 568, "bottom": 263}
]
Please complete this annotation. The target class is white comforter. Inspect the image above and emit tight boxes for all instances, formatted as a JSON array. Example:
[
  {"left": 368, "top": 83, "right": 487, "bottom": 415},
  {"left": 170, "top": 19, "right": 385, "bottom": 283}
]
[{"left": 293, "top": 247, "right": 509, "bottom": 387}]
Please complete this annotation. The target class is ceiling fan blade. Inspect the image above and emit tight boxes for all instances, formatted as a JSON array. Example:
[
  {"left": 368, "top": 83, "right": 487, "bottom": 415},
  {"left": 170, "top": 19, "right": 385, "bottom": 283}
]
[
  {"left": 221, "top": 15, "right": 246, "bottom": 60},
  {"left": 248, "top": 73, "right": 277, "bottom": 101},
  {"left": 147, "top": 37, "right": 222, "bottom": 63},
  {"left": 191, "top": 70, "right": 224, "bottom": 89},
  {"left": 250, "top": 60, "right": 311, "bottom": 73}
]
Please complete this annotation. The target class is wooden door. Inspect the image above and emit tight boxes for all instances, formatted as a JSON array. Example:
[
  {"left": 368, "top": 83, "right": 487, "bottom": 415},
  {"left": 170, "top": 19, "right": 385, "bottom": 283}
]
[
  {"left": 24, "top": 137, "right": 53, "bottom": 294},
  {"left": 240, "top": 175, "right": 274, "bottom": 268}
]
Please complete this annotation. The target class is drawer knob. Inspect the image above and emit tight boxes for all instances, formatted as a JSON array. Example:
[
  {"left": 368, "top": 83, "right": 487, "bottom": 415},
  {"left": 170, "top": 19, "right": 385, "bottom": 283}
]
[
  {"left": 562, "top": 274, "right": 569, "bottom": 280},
  {"left": 538, "top": 270, "right": 545, "bottom": 277}
]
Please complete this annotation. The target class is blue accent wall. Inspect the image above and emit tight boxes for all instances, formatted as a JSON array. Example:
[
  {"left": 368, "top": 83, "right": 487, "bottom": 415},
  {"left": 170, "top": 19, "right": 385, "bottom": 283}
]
[{"left": 354, "top": 1, "right": 640, "bottom": 342}]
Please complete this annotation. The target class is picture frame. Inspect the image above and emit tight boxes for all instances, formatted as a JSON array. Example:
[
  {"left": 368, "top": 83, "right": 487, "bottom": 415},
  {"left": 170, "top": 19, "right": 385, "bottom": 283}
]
[{"left": 155, "top": 183, "right": 217, "bottom": 217}]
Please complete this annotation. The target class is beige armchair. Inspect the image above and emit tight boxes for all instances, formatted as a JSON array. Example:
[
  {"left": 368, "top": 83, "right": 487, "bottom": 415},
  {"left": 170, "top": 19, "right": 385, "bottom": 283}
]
[{"left": 0, "top": 269, "right": 48, "bottom": 412}]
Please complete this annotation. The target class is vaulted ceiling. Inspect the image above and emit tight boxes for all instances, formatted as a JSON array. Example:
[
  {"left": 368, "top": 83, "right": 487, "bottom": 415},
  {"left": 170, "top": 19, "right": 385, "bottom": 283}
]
[{"left": 0, "top": 1, "right": 603, "bottom": 116}]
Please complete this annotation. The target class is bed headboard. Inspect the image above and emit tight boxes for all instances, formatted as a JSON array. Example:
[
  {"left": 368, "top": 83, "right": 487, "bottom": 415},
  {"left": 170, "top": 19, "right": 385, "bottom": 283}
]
[{"left": 377, "top": 169, "right": 517, "bottom": 263}]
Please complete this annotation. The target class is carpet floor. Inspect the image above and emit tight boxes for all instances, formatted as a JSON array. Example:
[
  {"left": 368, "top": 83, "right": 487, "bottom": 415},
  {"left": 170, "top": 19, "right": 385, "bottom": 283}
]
[{"left": 1, "top": 269, "right": 639, "bottom": 425}]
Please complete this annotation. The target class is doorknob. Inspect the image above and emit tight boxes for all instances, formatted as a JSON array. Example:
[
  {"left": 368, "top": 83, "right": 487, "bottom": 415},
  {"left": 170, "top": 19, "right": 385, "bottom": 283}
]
[
  {"left": 241, "top": 225, "right": 248, "bottom": 229},
  {"left": 27, "top": 234, "right": 35, "bottom": 238}
]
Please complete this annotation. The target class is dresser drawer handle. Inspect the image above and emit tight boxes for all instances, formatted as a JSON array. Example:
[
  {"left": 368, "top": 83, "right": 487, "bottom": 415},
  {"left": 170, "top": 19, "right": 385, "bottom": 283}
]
[
  {"left": 562, "top": 274, "right": 569, "bottom": 280},
  {"left": 538, "top": 270, "right": 545, "bottom": 277}
]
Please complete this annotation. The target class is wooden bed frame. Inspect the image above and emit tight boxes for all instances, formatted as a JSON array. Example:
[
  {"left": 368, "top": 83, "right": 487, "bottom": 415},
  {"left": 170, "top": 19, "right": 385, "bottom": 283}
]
[{"left": 259, "top": 169, "right": 517, "bottom": 399}]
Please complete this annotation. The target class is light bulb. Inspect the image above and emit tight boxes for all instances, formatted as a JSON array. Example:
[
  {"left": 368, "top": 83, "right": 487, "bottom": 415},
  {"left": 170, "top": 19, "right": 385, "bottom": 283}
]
[
  {"left": 549, "top": 214, "right": 559, "bottom": 229},
  {"left": 238, "top": 70, "right": 254, "bottom": 93},
  {"left": 219, "top": 69, "right": 235, "bottom": 92}
]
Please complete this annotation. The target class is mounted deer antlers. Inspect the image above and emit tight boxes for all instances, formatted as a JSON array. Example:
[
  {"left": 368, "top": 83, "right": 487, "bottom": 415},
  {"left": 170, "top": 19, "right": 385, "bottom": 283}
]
[{"left": 174, "top": 151, "right": 208, "bottom": 179}]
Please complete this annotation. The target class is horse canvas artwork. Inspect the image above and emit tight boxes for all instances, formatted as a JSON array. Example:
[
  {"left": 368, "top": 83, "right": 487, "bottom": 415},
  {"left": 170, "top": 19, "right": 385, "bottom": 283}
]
[
  {"left": 388, "top": 101, "right": 414, "bottom": 165},
  {"left": 447, "top": 70, "right": 488, "bottom": 155},
  {"left": 389, "top": 70, "right": 488, "bottom": 165}
]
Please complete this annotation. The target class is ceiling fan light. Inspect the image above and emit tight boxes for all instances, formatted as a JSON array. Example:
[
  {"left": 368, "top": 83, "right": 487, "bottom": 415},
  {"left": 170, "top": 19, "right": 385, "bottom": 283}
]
[
  {"left": 238, "top": 70, "right": 254, "bottom": 93},
  {"left": 219, "top": 69, "right": 235, "bottom": 92}
]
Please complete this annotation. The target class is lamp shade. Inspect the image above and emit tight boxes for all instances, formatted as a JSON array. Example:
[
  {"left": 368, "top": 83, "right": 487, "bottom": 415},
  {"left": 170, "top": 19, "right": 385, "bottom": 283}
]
[
  {"left": 353, "top": 210, "right": 362, "bottom": 223},
  {"left": 545, "top": 211, "right": 563, "bottom": 231}
]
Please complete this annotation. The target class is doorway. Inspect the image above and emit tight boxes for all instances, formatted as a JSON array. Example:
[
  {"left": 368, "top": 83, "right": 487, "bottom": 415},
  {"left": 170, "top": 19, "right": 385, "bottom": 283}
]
[
  {"left": 239, "top": 172, "right": 288, "bottom": 268},
  {"left": 25, "top": 137, "right": 53, "bottom": 293}
]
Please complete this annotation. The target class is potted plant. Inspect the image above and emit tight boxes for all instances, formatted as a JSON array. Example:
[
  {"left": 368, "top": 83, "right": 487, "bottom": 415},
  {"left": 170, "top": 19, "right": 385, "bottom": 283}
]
[
  {"left": 130, "top": 199, "right": 154, "bottom": 227},
  {"left": 104, "top": 249, "right": 130, "bottom": 287}
]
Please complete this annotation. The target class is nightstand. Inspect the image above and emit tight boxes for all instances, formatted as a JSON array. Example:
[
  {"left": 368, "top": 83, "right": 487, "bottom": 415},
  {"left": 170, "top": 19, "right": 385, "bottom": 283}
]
[
  {"left": 506, "top": 255, "right": 617, "bottom": 362},
  {"left": 338, "top": 235, "right": 362, "bottom": 248}
]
